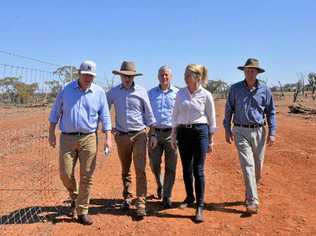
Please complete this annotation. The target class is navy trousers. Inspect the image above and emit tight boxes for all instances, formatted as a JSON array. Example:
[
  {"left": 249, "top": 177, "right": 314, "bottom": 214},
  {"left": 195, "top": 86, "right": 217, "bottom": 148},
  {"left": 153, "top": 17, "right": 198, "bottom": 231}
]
[{"left": 177, "top": 124, "right": 209, "bottom": 207}]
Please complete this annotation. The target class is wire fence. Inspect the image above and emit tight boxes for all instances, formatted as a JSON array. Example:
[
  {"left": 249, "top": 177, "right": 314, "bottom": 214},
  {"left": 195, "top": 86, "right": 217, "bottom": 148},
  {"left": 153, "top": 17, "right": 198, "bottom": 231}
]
[
  {"left": 0, "top": 63, "right": 70, "bottom": 234},
  {"left": 0, "top": 59, "right": 114, "bottom": 234}
]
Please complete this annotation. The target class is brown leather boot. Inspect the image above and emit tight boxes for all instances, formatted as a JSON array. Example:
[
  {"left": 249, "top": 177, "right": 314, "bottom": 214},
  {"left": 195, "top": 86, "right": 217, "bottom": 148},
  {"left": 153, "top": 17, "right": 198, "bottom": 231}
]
[{"left": 77, "top": 214, "right": 93, "bottom": 225}]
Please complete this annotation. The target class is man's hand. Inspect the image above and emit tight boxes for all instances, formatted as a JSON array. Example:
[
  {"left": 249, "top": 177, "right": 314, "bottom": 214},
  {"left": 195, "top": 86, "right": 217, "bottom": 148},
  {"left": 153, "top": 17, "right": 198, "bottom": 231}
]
[
  {"left": 267, "top": 135, "right": 275, "bottom": 146},
  {"left": 225, "top": 129, "right": 234, "bottom": 144},
  {"left": 171, "top": 128, "right": 177, "bottom": 150},
  {"left": 149, "top": 136, "right": 158, "bottom": 149},
  {"left": 104, "top": 131, "right": 112, "bottom": 153},
  {"left": 48, "top": 123, "right": 57, "bottom": 148},
  {"left": 48, "top": 131, "right": 56, "bottom": 148}
]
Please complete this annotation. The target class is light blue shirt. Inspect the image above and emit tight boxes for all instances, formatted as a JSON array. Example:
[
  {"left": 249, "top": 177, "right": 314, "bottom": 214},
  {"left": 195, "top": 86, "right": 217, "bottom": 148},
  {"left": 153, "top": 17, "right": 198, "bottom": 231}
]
[
  {"left": 223, "top": 80, "right": 276, "bottom": 136},
  {"left": 49, "top": 80, "right": 112, "bottom": 132},
  {"left": 107, "top": 83, "right": 156, "bottom": 132},
  {"left": 148, "top": 85, "right": 178, "bottom": 128}
]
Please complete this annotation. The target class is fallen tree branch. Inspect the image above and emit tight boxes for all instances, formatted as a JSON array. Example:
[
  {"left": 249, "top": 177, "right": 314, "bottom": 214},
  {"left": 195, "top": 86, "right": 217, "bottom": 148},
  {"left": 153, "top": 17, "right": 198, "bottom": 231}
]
[{"left": 288, "top": 103, "right": 316, "bottom": 114}]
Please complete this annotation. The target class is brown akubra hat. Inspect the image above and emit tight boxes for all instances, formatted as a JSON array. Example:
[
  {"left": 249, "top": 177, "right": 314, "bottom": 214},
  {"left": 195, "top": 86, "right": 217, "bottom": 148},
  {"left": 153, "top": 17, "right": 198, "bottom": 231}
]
[
  {"left": 112, "top": 61, "right": 143, "bottom": 76},
  {"left": 238, "top": 58, "right": 265, "bottom": 73}
]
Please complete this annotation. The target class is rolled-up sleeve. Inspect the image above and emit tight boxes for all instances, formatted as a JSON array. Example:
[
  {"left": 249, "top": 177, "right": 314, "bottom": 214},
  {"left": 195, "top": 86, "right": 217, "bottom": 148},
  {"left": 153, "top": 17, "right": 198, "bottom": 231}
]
[
  {"left": 206, "top": 93, "right": 217, "bottom": 134},
  {"left": 171, "top": 92, "right": 180, "bottom": 127},
  {"left": 223, "top": 87, "right": 234, "bottom": 131},
  {"left": 49, "top": 88, "right": 63, "bottom": 124},
  {"left": 265, "top": 88, "right": 276, "bottom": 136},
  {"left": 142, "top": 91, "right": 156, "bottom": 126}
]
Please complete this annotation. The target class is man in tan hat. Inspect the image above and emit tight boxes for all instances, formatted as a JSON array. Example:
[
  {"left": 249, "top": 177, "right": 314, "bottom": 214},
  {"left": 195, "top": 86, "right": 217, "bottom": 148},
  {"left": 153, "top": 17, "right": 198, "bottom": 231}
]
[
  {"left": 107, "top": 61, "right": 156, "bottom": 218},
  {"left": 223, "top": 58, "right": 276, "bottom": 214},
  {"left": 49, "top": 60, "right": 112, "bottom": 225}
]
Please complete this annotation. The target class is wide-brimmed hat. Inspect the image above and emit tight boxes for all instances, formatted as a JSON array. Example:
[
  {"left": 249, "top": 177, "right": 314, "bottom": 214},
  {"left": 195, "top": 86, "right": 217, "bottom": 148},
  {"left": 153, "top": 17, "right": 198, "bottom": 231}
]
[
  {"left": 80, "top": 60, "right": 96, "bottom": 76},
  {"left": 238, "top": 58, "right": 265, "bottom": 73},
  {"left": 112, "top": 61, "right": 143, "bottom": 76}
]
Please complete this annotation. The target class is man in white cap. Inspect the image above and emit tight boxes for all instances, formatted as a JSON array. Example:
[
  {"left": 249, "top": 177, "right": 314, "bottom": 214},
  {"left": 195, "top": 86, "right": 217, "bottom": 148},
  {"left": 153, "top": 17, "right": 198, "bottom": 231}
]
[{"left": 48, "top": 60, "right": 112, "bottom": 225}]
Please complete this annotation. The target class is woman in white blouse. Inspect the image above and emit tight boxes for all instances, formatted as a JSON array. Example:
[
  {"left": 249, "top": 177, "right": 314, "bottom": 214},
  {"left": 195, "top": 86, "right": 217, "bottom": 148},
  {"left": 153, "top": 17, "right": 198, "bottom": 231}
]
[{"left": 171, "top": 64, "right": 216, "bottom": 222}]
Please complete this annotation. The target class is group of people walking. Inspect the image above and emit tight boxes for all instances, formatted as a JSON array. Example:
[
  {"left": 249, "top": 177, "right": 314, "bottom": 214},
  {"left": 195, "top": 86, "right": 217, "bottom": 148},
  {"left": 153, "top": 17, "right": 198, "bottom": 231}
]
[{"left": 48, "top": 58, "right": 276, "bottom": 225}]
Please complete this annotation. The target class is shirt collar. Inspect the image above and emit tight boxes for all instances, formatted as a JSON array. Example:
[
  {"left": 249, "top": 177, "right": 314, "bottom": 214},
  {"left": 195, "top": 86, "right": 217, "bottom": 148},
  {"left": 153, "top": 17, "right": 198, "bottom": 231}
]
[
  {"left": 157, "top": 84, "right": 176, "bottom": 92},
  {"left": 73, "top": 80, "right": 94, "bottom": 93},
  {"left": 120, "top": 82, "right": 136, "bottom": 90},
  {"left": 185, "top": 85, "right": 203, "bottom": 95},
  {"left": 243, "top": 79, "right": 263, "bottom": 90}
]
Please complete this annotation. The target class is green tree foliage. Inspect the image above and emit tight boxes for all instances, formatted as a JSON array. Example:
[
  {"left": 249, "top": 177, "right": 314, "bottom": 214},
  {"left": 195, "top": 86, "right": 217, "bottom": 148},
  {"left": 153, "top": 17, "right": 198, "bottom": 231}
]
[
  {"left": 205, "top": 80, "right": 229, "bottom": 98},
  {"left": 45, "top": 80, "right": 62, "bottom": 98},
  {"left": 54, "top": 65, "right": 79, "bottom": 83},
  {"left": 0, "top": 77, "right": 19, "bottom": 102},
  {"left": 0, "top": 77, "right": 38, "bottom": 104},
  {"left": 14, "top": 81, "right": 38, "bottom": 104}
]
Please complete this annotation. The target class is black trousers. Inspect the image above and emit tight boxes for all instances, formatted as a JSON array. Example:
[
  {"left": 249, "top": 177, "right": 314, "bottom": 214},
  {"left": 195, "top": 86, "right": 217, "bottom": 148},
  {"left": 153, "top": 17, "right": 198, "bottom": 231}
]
[{"left": 177, "top": 124, "right": 209, "bottom": 207}]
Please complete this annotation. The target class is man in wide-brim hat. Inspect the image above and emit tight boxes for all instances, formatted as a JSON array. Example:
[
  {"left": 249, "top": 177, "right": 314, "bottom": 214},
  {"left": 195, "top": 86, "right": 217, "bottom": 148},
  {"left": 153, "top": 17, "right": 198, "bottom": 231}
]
[
  {"left": 112, "top": 61, "right": 143, "bottom": 77},
  {"left": 107, "top": 61, "right": 156, "bottom": 218},
  {"left": 223, "top": 58, "right": 276, "bottom": 214},
  {"left": 237, "top": 58, "right": 265, "bottom": 73}
]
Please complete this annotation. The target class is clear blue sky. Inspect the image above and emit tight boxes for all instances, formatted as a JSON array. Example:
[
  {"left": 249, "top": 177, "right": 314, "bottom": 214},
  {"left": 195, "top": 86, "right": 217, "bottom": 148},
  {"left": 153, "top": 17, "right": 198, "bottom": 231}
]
[{"left": 1, "top": 0, "right": 315, "bottom": 89}]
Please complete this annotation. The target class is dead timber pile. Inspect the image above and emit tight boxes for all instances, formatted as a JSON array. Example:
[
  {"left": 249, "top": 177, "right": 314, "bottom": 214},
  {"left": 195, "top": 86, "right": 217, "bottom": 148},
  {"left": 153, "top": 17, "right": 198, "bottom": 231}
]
[{"left": 288, "top": 103, "right": 316, "bottom": 115}]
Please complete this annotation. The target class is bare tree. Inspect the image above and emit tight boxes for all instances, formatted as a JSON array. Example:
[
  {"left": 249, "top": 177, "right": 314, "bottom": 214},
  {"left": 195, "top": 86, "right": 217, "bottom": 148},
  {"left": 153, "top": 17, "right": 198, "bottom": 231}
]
[
  {"left": 278, "top": 81, "right": 284, "bottom": 97},
  {"left": 297, "top": 73, "right": 306, "bottom": 96},
  {"left": 308, "top": 73, "right": 316, "bottom": 94}
]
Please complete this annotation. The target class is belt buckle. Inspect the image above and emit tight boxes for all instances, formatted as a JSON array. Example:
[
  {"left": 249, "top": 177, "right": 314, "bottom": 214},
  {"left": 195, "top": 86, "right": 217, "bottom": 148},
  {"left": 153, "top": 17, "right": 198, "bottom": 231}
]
[
  {"left": 77, "top": 132, "right": 82, "bottom": 136},
  {"left": 185, "top": 124, "right": 192, "bottom": 128}
]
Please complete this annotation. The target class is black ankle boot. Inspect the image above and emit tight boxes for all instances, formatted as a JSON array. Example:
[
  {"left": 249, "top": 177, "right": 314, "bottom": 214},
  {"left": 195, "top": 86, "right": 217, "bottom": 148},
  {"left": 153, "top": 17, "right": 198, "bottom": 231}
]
[{"left": 195, "top": 206, "right": 204, "bottom": 222}]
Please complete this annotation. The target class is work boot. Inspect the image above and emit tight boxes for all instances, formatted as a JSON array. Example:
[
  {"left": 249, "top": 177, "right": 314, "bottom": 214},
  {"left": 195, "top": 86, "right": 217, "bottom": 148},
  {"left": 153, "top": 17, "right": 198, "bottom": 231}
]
[
  {"left": 121, "top": 199, "right": 132, "bottom": 210},
  {"left": 136, "top": 207, "right": 147, "bottom": 218},
  {"left": 194, "top": 207, "right": 204, "bottom": 223},
  {"left": 157, "top": 187, "right": 162, "bottom": 200},
  {"left": 77, "top": 214, "right": 93, "bottom": 225},
  {"left": 68, "top": 200, "right": 76, "bottom": 218},
  {"left": 162, "top": 197, "right": 172, "bottom": 209},
  {"left": 246, "top": 204, "right": 259, "bottom": 214},
  {"left": 179, "top": 197, "right": 195, "bottom": 209}
]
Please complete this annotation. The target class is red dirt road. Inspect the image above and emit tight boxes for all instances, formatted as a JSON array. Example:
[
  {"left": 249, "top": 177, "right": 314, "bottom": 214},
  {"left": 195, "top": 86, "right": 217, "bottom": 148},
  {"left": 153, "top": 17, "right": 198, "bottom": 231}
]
[{"left": 0, "top": 97, "right": 315, "bottom": 235}]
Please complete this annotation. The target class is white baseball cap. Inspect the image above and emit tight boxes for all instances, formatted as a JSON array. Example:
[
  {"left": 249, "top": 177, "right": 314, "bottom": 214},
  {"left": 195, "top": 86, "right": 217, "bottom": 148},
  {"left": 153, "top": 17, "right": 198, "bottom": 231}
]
[{"left": 80, "top": 60, "right": 96, "bottom": 76}]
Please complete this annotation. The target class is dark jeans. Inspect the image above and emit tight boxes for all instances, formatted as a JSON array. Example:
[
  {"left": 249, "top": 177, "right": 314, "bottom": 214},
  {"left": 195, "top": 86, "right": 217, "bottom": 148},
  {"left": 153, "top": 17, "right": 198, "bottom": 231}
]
[{"left": 177, "top": 124, "right": 209, "bottom": 207}]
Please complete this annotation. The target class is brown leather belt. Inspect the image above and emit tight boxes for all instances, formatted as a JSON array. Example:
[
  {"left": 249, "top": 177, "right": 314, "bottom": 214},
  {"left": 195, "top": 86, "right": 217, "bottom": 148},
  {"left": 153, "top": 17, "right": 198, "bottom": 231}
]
[
  {"left": 155, "top": 127, "right": 172, "bottom": 132},
  {"left": 234, "top": 123, "right": 264, "bottom": 128},
  {"left": 62, "top": 131, "right": 95, "bottom": 136}
]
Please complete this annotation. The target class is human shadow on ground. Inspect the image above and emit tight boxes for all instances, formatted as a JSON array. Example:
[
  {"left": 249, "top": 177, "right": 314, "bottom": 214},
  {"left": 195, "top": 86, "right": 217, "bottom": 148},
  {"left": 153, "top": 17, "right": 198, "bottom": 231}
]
[
  {"left": 204, "top": 201, "right": 252, "bottom": 218},
  {"left": 0, "top": 199, "right": 251, "bottom": 225},
  {"left": 89, "top": 198, "right": 195, "bottom": 221}
]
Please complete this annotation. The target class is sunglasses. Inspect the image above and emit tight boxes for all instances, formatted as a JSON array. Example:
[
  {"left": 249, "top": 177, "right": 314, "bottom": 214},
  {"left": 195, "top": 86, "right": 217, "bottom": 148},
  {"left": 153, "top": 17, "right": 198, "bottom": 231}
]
[
  {"left": 121, "top": 75, "right": 134, "bottom": 79},
  {"left": 185, "top": 71, "right": 200, "bottom": 79}
]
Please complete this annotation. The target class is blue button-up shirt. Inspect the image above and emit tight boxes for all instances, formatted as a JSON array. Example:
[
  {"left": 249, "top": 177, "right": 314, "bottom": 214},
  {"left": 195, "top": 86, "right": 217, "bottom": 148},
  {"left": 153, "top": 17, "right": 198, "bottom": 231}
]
[
  {"left": 223, "top": 80, "right": 276, "bottom": 136},
  {"left": 49, "top": 80, "right": 112, "bottom": 132},
  {"left": 148, "top": 85, "right": 178, "bottom": 128},
  {"left": 107, "top": 83, "right": 156, "bottom": 132}
]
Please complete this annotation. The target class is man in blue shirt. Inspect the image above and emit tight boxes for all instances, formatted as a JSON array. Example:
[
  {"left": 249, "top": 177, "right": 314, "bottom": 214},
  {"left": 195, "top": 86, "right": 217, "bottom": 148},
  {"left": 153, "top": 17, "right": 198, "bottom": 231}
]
[
  {"left": 49, "top": 60, "right": 112, "bottom": 225},
  {"left": 223, "top": 58, "right": 276, "bottom": 214},
  {"left": 148, "top": 65, "right": 179, "bottom": 209},
  {"left": 107, "top": 61, "right": 156, "bottom": 218}
]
